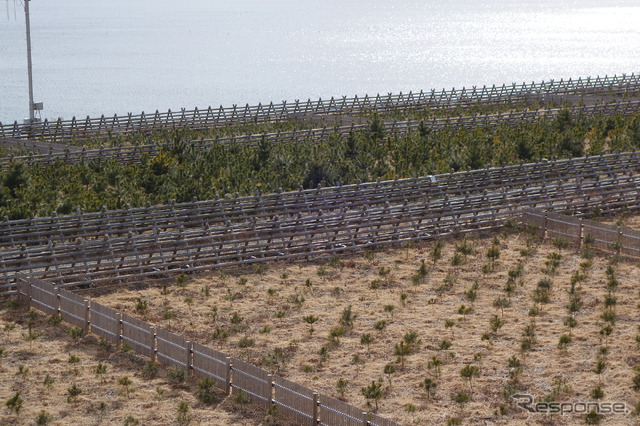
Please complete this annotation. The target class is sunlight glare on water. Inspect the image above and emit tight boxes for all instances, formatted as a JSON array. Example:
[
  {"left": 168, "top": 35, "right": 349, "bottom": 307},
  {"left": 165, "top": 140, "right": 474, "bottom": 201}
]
[{"left": 1, "top": 0, "right": 639, "bottom": 122}]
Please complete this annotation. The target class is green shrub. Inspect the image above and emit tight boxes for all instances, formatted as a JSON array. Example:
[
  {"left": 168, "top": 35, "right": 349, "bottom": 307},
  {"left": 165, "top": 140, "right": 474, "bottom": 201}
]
[
  {"left": 361, "top": 380, "right": 383, "bottom": 411},
  {"left": 197, "top": 378, "right": 218, "bottom": 404},
  {"left": 123, "top": 416, "right": 139, "bottom": 426},
  {"left": 336, "top": 378, "right": 349, "bottom": 397},
  {"left": 35, "top": 409, "right": 53, "bottom": 425},
  {"left": 237, "top": 336, "right": 255, "bottom": 348},
  {"left": 6, "top": 392, "right": 23, "bottom": 415},
  {"left": 176, "top": 401, "right": 192, "bottom": 425},
  {"left": 233, "top": 389, "right": 250, "bottom": 405},
  {"left": 47, "top": 314, "right": 62, "bottom": 326},
  {"left": 66, "top": 384, "right": 82, "bottom": 403},
  {"left": 142, "top": 361, "right": 158, "bottom": 379},
  {"left": 168, "top": 366, "right": 187, "bottom": 384}
]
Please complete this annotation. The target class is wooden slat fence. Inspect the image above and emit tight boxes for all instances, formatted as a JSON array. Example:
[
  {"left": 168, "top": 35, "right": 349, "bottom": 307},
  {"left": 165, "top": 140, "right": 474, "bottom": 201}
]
[
  {"left": 2, "top": 151, "right": 639, "bottom": 251},
  {"left": 621, "top": 227, "right": 640, "bottom": 258},
  {"left": 2, "top": 164, "right": 640, "bottom": 295},
  {"left": 58, "top": 288, "right": 89, "bottom": 331},
  {"left": 89, "top": 301, "right": 121, "bottom": 346},
  {"left": 191, "top": 342, "right": 231, "bottom": 393},
  {"left": 156, "top": 327, "right": 190, "bottom": 370},
  {"left": 582, "top": 221, "right": 620, "bottom": 251},
  {"left": 369, "top": 412, "right": 402, "bottom": 426},
  {"left": 546, "top": 213, "right": 582, "bottom": 245},
  {"left": 319, "top": 393, "right": 368, "bottom": 426},
  {"left": 14, "top": 275, "right": 399, "bottom": 425},
  {"left": 2, "top": 73, "right": 638, "bottom": 143},
  {"left": 521, "top": 208, "right": 640, "bottom": 257},
  {"left": 121, "top": 313, "right": 155, "bottom": 359},
  {"left": 3, "top": 98, "right": 640, "bottom": 166},
  {"left": 273, "top": 375, "right": 318, "bottom": 426},
  {"left": 26, "top": 276, "right": 58, "bottom": 315},
  {"left": 230, "top": 357, "right": 273, "bottom": 409}
]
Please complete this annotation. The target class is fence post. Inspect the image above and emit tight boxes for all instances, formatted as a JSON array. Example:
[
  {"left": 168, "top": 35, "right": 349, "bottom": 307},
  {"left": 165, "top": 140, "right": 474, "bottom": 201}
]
[
  {"left": 54, "top": 286, "right": 60, "bottom": 314},
  {"left": 578, "top": 218, "right": 583, "bottom": 249},
  {"left": 225, "top": 356, "right": 232, "bottom": 395},
  {"left": 618, "top": 226, "right": 623, "bottom": 245},
  {"left": 362, "top": 411, "right": 368, "bottom": 426},
  {"left": 186, "top": 340, "right": 192, "bottom": 375},
  {"left": 312, "top": 392, "right": 319, "bottom": 424},
  {"left": 149, "top": 326, "right": 156, "bottom": 362},
  {"left": 267, "top": 374, "right": 274, "bottom": 406},
  {"left": 26, "top": 277, "right": 33, "bottom": 307},
  {"left": 83, "top": 299, "right": 90, "bottom": 334},
  {"left": 116, "top": 312, "right": 122, "bottom": 347}
]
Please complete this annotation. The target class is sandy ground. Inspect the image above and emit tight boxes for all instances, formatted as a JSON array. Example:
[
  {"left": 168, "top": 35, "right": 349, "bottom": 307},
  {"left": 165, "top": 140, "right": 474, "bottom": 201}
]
[
  {"left": 0, "top": 307, "right": 277, "bottom": 425},
  {"left": 4, "top": 215, "right": 640, "bottom": 425},
  {"left": 85, "top": 216, "right": 640, "bottom": 425}
]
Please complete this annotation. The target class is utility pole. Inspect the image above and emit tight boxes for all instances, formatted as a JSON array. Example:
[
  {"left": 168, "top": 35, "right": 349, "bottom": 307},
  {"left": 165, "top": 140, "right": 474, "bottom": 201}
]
[{"left": 23, "top": 0, "right": 41, "bottom": 123}]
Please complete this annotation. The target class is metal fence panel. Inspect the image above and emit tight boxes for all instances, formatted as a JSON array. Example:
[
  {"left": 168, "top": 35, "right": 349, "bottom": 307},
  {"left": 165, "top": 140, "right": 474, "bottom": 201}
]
[
  {"left": 156, "top": 327, "right": 189, "bottom": 370},
  {"left": 273, "top": 375, "right": 315, "bottom": 425},
  {"left": 89, "top": 301, "right": 120, "bottom": 345},
  {"left": 319, "top": 393, "right": 365, "bottom": 426},
  {"left": 231, "top": 357, "right": 272, "bottom": 409},
  {"left": 121, "top": 313, "right": 154, "bottom": 359},
  {"left": 58, "top": 288, "right": 87, "bottom": 329},
  {"left": 29, "top": 277, "right": 58, "bottom": 315},
  {"left": 191, "top": 342, "right": 229, "bottom": 391}
]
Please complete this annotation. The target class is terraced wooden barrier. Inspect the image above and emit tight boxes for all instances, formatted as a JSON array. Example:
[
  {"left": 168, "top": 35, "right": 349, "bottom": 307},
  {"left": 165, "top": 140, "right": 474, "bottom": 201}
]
[
  {"left": 1, "top": 73, "right": 638, "bottom": 144},
  {"left": 3, "top": 99, "right": 640, "bottom": 170},
  {"left": 1, "top": 151, "right": 637, "bottom": 251},
  {"left": 1, "top": 156, "right": 638, "bottom": 295}
]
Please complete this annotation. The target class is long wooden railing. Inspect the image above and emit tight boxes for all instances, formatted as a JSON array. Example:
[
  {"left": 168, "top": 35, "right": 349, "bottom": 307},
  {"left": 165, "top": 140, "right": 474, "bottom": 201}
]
[
  {"left": 1, "top": 152, "right": 639, "bottom": 295},
  {"left": 1, "top": 151, "right": 637, "bottom": 250},
  {"left": 3, "top": 99, "right": 640, "bottom": 169},
  {"left": 1, "top": 73, "right": 638, "bottom": 144}
]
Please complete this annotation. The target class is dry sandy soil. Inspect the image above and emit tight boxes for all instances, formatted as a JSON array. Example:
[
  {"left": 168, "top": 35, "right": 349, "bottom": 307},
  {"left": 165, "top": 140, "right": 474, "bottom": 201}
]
[
  {"left": 0, "top": 307, "right": 280, "bottom": 424},
  {"left": 4, "top": 213, "right": 640, "bottom": 425}
]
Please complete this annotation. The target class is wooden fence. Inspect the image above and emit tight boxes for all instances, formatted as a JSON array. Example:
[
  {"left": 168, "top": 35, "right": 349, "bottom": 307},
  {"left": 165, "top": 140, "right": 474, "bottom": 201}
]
[
  {"left": 3, "top": 99, "right": 640, "bottom": 168},
  {"left": 1, "top": 73, "right": 638, "bottom": 144},
  {"left": 1, "top": 150, "right": 638, "bottom": 250},
  {"left": 15, "top": 274, "right": 399, "bottom": 426},
  {"left": 2, "top": 151, "right": 640, "bottom": 296},
  {"left": 521, "top": 208, "right": 640, "bottom": 257}
]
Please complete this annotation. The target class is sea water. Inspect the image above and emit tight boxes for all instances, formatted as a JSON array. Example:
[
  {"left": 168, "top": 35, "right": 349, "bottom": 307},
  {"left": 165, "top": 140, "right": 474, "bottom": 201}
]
[{"left": 1, "top": 0, "right": 639, "bottom": 123}]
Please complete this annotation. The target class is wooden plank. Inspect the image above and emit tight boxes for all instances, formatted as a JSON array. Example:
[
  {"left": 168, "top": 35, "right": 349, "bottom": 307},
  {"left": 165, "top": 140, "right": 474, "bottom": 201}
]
[
  {"left": 369, "top": 412, "right": 402, "bottom": 426},
  {"left": 121, "top": 313, "right": 155, "bottom": 359},
  {"left": 58, "top": 288, "right": 88, "bottom": 330},
  {"left": 318, "top": 393, "right": 366, "bottom": 426},
  {"left": 272, "top": 375, "right": 316, "bottom": 426},
  {"left": 89, "top": 301, "right": 120, "bottom": 345},
  {"left": 231, "top": 357, "right": 272, "bottom": 409},
  {"left": 28, "top": 276, "right": 58, "bottom": 315},
  {"left": 192, "top": 342, "right": 230, "bottom": 392},
  {"left": 156, "top": 327, "right": 190, "bottom": 370}
]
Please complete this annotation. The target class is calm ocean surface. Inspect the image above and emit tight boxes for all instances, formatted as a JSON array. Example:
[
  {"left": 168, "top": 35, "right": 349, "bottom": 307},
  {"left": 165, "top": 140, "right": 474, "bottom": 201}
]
[{"left": 1, "top": 0, "right": 640, "bottom": 123}]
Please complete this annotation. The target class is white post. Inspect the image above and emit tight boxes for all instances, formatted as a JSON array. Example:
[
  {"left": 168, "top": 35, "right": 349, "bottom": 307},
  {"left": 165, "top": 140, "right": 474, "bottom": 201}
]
[{"left": 24, "top": 0, "right": 35, "bottom": 123}]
